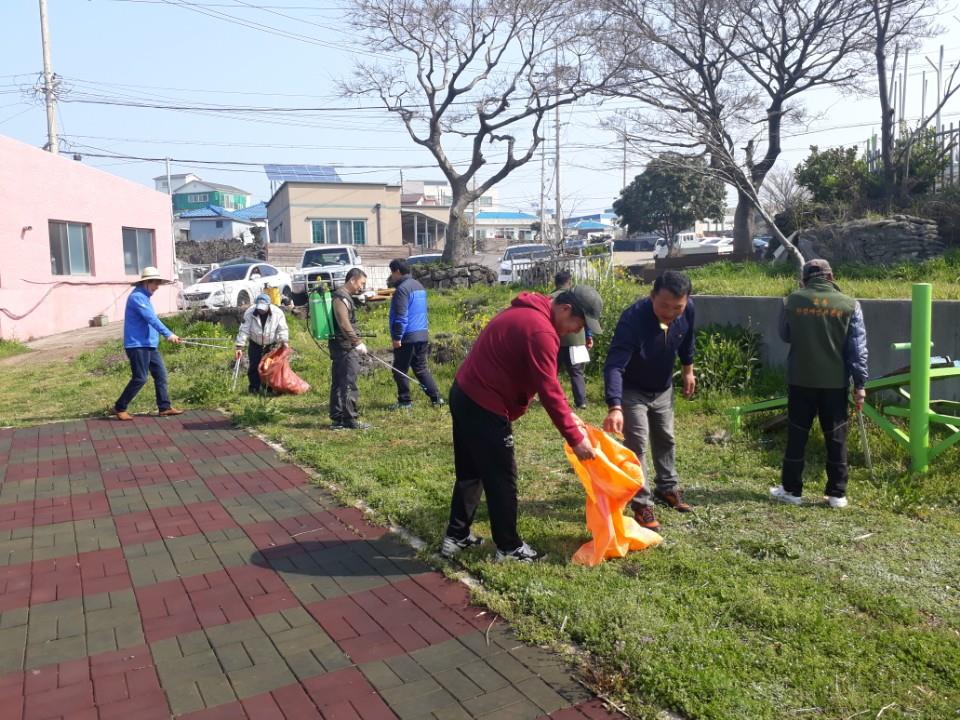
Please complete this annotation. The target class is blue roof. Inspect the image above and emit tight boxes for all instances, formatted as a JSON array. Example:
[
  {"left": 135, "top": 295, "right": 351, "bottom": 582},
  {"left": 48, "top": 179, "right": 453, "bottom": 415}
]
[
  {"left": 476, "top": 211, "right": 537, "bottom": 220},
  {"left": 178, "top": 205, "right": 255, "bottom": 223},
  {"left": 231, "top": 202, "right": 267, "bottom": 221},
  {"left": 565, "top": 220, "right": 607, "bottom": 230}
]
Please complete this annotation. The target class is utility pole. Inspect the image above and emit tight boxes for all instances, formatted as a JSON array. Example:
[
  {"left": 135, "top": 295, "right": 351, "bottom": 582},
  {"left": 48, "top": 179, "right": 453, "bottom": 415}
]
[
  {"left": 927, "top": 45, "right": 944, "bottom": 134},
  {"left": 470, "top": 176, "right": 477, "bottom": 255},
  {"left": 166, "top": 158, "right": 178, "bottom": 279},
  {"left": 539, "top": 125, "right": 546, "bottom": 243},
  {"left": 554, "top": 102, "right": 561, "bottom": 250},
  {"left": 38, "top": 0, "right": 58, "bottom": 154}
]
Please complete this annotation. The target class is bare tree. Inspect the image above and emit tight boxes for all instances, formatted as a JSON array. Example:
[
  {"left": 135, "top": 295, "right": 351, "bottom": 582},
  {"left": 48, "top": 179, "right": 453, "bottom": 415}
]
[
  {"left": 604, "top": 0, "right": 872, "bottom": 265},
  {"left": 343, "top": 0, "right": 631, "bottom": 264},
  {"left": 865, "top": 0, "right": 960, "bottom": 206},
  {"left": 760, "top": 165, "right": 811, "bottom": 217}
]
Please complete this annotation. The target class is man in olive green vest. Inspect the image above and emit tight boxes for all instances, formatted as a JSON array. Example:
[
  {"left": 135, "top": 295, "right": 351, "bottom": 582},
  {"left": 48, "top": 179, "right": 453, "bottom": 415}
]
[
  {"left": 771, "top": 259, "right": 869, "bottom": 508},
  {"left": 330, "top": 268, "right": 369, "bottom": 430}
]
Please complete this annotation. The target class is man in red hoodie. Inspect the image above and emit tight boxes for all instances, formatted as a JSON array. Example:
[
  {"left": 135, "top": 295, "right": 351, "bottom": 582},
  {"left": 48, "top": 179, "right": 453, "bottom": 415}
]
[{"left": 441, "top": 286, "right": 602, "bottom": 562}]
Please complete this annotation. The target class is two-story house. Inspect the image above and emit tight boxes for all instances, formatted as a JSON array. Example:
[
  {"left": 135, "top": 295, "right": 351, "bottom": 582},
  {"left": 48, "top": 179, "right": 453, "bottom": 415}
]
[{"left": 171, "top": 180, "right": 252, "bottom": 214}]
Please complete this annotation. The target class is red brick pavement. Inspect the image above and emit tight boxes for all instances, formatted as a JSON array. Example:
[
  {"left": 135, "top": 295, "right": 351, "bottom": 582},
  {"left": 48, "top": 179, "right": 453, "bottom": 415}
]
[
  {"left": 0, "top": 413, "right": 628, "bottom": 720},
  {"left": 0, "top": 646, "right": 170, "bottom": 720}
]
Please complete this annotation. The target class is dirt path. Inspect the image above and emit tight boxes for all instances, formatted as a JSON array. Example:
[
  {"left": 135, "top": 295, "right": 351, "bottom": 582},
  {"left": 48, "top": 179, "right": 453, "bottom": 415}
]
[{"left": 0, "top": 322, "right": 125, "bottom": 368}]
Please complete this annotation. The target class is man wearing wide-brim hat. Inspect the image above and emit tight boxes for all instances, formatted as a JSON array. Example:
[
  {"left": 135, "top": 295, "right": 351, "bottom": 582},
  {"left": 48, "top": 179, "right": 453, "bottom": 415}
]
[{"left": 111, "top": 267, "right": 183, "bottom": 421}]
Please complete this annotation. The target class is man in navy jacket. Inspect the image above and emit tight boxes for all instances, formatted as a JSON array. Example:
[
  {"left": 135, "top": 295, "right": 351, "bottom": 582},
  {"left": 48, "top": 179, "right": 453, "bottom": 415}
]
[
  {"left": 388, "top": 259, "right": 443, "bottom": 408},
  {"left": 603, "top": 271, "right": 696, "bottom": 532}
]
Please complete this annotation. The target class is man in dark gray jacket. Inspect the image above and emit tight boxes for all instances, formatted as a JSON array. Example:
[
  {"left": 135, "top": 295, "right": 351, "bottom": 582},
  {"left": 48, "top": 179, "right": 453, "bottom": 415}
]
[{"left": 329, "top": 268, "right": 369, "bottom": 430}]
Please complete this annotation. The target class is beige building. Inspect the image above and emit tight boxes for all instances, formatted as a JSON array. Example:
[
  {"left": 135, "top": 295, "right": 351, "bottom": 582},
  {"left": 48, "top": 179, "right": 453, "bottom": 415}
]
[{"left": 267, "top": 181, "right": 403, "bottom": 247}]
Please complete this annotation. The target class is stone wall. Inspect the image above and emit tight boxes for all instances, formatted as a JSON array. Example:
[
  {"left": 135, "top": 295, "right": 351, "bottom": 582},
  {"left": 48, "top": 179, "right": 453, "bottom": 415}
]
[
  {"left": 412, "top": 263, "right": 496, "bottom": 289},
  {"left": 797, "top": 215, "right": 943, "bottom": 264}
]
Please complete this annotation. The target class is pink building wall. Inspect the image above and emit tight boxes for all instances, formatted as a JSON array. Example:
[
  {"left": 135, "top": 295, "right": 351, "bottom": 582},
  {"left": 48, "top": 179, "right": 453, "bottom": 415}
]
[{"left": 0, "top": 134, "right": 177, "bottom": 341}]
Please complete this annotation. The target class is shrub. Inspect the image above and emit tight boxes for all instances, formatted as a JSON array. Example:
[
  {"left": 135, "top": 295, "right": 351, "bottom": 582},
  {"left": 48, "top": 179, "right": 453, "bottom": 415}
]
[{"left": 683, "top": 324, "right": 763, "bottom": 396}]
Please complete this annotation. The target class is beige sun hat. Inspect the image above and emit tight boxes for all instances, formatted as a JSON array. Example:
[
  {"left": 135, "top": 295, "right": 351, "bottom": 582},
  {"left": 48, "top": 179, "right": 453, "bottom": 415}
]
[{"left": 132, "top": 266, "right": 171, "bottom": 285}]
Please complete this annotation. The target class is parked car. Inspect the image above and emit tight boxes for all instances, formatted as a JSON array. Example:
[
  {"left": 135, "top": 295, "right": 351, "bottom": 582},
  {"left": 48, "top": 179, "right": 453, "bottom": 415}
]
[
  {"left": 407, "top": 252, "right": 444, "bottom": 266},
  {"left": 178, "top": 262, "right": 292, "bottom": 310},
  {"left": 290, "top": 245, "right": 364, "bottom": 305},
  {"left": 613, "top": 236, "right": 659, "bottom": 252},
  {"left": 653, "top": 236, "right": 723, "bottom": 259},
  {"left": 498, "top": 243, "right": 554, "bottom": 283}
]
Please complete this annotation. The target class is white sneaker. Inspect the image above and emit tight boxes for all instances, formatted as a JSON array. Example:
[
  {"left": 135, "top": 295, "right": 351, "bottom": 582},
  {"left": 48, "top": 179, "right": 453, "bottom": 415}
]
[
  {"left": 494, "top": 542, "right": 542, "bottom": 563},
  {"left": 769, "top": 485, "right": 803, "bottom": 505},
  {"left": 440, "top": 533, "right": 484, "bottom": 558},
  {"left": 825, "top": 495, "right": 849, "bottom": 508}
]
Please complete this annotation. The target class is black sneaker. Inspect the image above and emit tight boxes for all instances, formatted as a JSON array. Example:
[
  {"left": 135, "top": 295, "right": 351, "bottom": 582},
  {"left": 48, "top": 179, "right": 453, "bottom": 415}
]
[
  {"left": 440, "top": 533, "right": 484, "bottom": 558},
  {"left": 432, "top": 398, "right": 447, "bottom": 407},
  {"left": 390, "top": 402, "right": 413, "bottom": 411},
  {"left": 341, "top": 422, "right": 371, "bottom": 430},
  {"left": 494, "top": 542, "right": 543, "bottom": 563}
]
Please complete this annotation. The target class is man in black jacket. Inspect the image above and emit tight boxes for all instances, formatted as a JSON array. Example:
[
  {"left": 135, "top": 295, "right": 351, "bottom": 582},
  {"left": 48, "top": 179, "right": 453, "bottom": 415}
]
[{"left": 329, "top": 268, "right": 369, "bottom": 430}]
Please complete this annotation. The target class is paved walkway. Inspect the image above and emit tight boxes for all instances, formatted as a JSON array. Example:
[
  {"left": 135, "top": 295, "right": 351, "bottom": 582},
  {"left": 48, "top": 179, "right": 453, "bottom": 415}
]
[{"left": 0, "top": 412, "right": 623, "bottom": 720}]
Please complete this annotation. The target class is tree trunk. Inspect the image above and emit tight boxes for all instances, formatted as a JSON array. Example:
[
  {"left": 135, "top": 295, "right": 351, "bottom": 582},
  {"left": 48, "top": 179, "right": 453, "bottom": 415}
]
[
  {"left": 732, "top": 191, "right": 755, "bottom": 257},
  {"left": 876, "top": 45, "right": 897, "bottom": 212},
  {"left": 442, "top": 196, "right": 472, "bottom": 265}
]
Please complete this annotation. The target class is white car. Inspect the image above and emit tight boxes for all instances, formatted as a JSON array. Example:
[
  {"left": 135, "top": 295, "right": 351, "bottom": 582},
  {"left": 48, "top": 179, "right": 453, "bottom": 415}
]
[
  {"left": 178, "top": 262, "right": 292, "bottom": 310},
  {"left": 498, "top": 243, "right": 554, "bottom": 283}
]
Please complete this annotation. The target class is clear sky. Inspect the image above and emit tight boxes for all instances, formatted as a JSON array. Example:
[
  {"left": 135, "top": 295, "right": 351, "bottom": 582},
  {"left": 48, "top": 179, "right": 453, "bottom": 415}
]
[{"left": 3, "top": 1, "right": 959, "bottom": 215}]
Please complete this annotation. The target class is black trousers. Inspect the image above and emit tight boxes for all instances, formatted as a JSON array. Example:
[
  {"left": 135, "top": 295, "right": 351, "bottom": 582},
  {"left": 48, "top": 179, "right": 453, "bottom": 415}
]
[
  {"left": 392, "top": 341, "right": 440, "bottom": 403},
  {"left": 329, "top": 345, "right": 360, "bottom": 425},
  {"left": 781, "top": 385, "right": 850, "bottom": 498},
  {"left": 556, "top": 346, "right": 587, "bottom": 407},
  {"left": 445, "top": 382, "right": 522, "bottom": 552},
  {"left": 247, "top": 341, "right": 274, "bottom": 393}
]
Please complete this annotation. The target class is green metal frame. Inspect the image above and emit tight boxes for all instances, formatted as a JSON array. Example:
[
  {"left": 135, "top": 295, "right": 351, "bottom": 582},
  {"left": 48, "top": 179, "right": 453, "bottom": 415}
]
[{"left": 727, "top": 283, "right": 960, "bottom": 472}]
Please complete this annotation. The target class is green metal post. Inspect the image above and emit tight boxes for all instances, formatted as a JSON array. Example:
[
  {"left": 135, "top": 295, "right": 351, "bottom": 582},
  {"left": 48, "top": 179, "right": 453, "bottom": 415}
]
[{"left": 910, "top": 283, "right": 932, "bottom": 473}]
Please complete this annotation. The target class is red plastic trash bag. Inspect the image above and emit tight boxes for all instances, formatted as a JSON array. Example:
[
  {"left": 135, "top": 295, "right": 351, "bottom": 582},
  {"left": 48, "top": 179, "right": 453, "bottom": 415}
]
[
  {"left": 258, "top": 346, "right": 310, "bottom": 395},
  {"left": 564, "top": 424, "right": 662, "bottom": 566}
]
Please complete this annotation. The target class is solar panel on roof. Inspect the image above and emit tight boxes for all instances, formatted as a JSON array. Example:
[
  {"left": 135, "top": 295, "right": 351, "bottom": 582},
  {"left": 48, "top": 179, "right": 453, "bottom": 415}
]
[{"left": 263, "top": 164, "right": 342, "bottom": 183}]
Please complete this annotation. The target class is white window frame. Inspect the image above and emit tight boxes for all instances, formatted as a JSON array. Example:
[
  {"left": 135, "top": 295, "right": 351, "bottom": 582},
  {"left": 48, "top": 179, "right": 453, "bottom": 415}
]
[
  {"left": 310, "top": 218, "right": 367, "bottom": 245},
  {"left": 49, "top": 220, "right": 92, "bottom": 276},
  {"left": 187, "top": 193, "right": 209, "bottom": 203},
  {"left": 122, "top": 227, "right": 156, "bottom": 275}
]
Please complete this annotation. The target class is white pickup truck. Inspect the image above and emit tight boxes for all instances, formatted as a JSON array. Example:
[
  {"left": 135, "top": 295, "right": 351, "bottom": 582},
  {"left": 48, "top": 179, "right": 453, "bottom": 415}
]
[{"left": 290, "top": 245, "right": 364, "bottom": 305}]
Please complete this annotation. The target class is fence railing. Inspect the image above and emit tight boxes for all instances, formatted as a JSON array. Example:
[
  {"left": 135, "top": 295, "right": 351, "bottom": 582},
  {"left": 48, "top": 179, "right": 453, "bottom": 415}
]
[
  {"left": 512, "top": 251, "right": 614, "bottom": 287},
  {"left": 865, "top": 125, "right": 960, "bottom": 191}
]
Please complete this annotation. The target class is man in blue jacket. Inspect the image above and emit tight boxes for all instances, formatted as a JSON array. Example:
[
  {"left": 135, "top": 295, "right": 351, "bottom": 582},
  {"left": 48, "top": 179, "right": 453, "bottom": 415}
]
[
  {"left": 112, "top": 267, "right": 183, "bottom": 421},
  {"left": 388, "top": 259, "right": 443, "bottom": 408},
  {"left": 603, "top": 271, "right": 696, "bottom": 532}
]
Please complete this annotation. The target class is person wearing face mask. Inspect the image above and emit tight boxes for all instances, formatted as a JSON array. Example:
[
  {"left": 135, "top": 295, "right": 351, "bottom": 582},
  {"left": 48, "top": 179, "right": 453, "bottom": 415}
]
[
  {"left": 441, "top": 286, "right": 601, "bottom": 563},
  {"left": 112, "top": 267, "right": 183, "bottom": 420},
  {"left": 603, "top": 270, "right": 697, "bottom": 533},
  {"left": 235, "top": 292, "right": 290, "bottom": 394}
]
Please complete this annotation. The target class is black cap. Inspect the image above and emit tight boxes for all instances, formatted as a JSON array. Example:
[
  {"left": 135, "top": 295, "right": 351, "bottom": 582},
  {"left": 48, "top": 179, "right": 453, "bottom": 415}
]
[
  {"left": 802, "top": 258, "right": 833, "bottom": 281},
  {"left": 566, "top": 285, "right": 603, "bottom": 335}
]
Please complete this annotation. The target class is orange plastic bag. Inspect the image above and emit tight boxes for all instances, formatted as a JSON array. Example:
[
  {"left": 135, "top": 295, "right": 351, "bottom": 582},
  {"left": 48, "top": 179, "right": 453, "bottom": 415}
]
[
  {"left": 564, "top": 424, "right": 663, "bottom": 566},
  {"left": 258, "top": 345, "right": 310, "bottom": 395}
]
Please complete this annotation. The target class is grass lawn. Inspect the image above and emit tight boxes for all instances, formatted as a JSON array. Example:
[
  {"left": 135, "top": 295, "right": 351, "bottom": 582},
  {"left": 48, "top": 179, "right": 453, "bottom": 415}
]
[
  {"left": 687, "top": 251, "right": 960, "bottom": 299},
  {"left": 1, "top": 283, "right": 958, "bottom": 720},
  {"left": 0, "top": 339, "right": 29, "bottom": 360}
]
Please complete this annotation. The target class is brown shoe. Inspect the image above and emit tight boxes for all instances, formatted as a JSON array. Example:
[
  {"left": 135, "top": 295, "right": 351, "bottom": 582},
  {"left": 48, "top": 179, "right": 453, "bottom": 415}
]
[
  {"left": 654, "top": 488, "right": 691, "bottom": 512},
  {"left": 158, "top": 408, "right": 184, "bottom": 417},
  {"left": 112, "top": 408, "right": 133, "bottom": 421},
  {"left": 633, "top": 504, "right": 661, "bottom": 532}
]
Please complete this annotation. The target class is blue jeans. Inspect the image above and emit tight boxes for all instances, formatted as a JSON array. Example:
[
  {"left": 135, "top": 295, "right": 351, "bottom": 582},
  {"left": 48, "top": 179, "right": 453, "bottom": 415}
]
[{"left": 114, "top": 347, "right": 171, "bottom": 412}]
